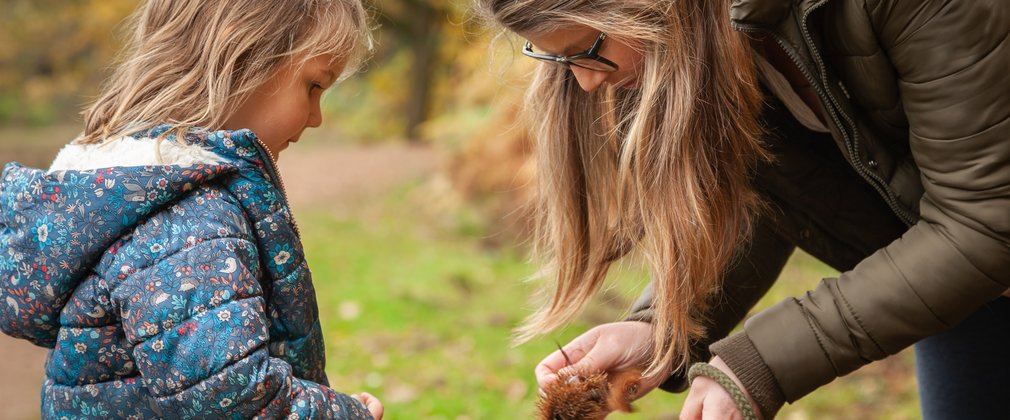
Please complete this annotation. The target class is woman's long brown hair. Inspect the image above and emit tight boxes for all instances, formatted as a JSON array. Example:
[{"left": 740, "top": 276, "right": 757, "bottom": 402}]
[{"left": 476, "top": 0, "right": 768, "bottom": 378}]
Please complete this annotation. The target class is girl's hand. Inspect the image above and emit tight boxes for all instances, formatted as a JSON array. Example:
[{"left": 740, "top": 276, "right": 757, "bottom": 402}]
[
  {"left": 535, "top": 321, "right": 668, "bottom": 397},
  {"left": 352, "top": 392, "right": 384, "bottom": 420},
  {"left": 680, "top": 357, "right": 760, "bottom": 420}
]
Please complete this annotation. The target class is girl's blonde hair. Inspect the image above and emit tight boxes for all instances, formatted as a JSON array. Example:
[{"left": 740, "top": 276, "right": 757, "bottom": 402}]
[
  {"left": 79, "top": 0, "right": 371, "bottom": 145},
  {"left": 476, "top": 0, "right": 768, "bottom": 378}
]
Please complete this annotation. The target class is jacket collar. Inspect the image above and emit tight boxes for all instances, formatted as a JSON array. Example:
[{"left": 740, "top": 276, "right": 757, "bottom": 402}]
[
  {"left": 731, "top": 0, "right": 836, "bottom": 29},
  {"left": 49, "top": 135, "right": 225, "bottom": 172},
  {"left": 50, "top": 125, "right": 276, "bottom": 175},
  {"left": 731, "top": 0, "right": 793, "bottom": 29},
  {"left": 732, "top": 0, "right": 835, "bottom": 30}
]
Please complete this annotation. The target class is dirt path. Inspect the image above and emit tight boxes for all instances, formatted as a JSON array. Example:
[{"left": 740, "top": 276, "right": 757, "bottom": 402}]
[
  {"left": 277, "top": 143, "right": 440, "bottom": 210},
  {"left": 0, "top": 143, "right": 440, "bottom": 419},
  {"left": 0, "top": 335, "right": 46, "bottom": 420}
]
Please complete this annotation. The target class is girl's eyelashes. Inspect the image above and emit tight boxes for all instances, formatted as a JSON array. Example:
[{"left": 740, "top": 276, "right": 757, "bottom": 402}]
[{"left": 309, "top": 82, "right": 324, "bottom": 92}]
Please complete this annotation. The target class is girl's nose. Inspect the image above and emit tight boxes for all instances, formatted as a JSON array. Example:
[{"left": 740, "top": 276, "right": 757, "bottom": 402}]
[
  {"left": 569, "top": 66, "right": 608, "bottom": 93},
  {"left": 307, "top": 100, "right": 323, "bottom": 128}
]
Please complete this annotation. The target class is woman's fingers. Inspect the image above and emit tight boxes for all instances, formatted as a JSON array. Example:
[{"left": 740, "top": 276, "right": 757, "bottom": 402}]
[
  {"left": 679, "top": 381, "right": 704, "bottom": 420},
  {"left": 535, "top": 322, "right": 657, "bottom": 389},
  {"left": 701, "top": 391, "right": 742, "bottom": 420},
  {"left": 681, "top": 372, "right": 746, "bottom": 420},
  {"left": 535, "top": 331, "right": 599, "bottom": 387}
]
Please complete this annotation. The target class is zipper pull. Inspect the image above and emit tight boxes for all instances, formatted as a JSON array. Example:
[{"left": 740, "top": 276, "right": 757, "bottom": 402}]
[{"left": 837, "top": 80, "right": 851, "bottom": 99}]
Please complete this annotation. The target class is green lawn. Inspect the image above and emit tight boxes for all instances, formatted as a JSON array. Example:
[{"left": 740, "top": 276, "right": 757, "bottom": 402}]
[{"left": 300, "top": 184, "right": 920, "bottom": 419}]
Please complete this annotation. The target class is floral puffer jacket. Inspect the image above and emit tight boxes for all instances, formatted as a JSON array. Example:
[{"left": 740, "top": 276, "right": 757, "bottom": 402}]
[{"left": 0, "top": 126, "right": 372, "bottom": 419}]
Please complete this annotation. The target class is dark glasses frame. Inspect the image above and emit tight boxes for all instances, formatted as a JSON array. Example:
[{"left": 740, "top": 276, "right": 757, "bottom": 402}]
[{"left": 522, "top": 32, "right": 619, "bottom": 72}]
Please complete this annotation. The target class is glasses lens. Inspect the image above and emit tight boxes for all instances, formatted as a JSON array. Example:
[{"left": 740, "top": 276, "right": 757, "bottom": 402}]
[{"left": 569, "top": 58, "right": 618, "bottom": 72}]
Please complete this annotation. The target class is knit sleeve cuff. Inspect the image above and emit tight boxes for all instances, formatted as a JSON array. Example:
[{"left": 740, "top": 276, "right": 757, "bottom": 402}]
[{"left": 710, "top": 332, "right": 786, "bottom": 420}]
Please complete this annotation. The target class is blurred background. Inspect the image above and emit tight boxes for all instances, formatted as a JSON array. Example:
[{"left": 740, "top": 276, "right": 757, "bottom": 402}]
[{"left": 0, "top": 0, "right": 918, "bottom": 418}]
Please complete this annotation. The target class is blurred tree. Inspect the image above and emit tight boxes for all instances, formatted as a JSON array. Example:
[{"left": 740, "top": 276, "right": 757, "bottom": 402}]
[
  {"left": 0, "top": 0, "right": 136, "bottom": 125},
  {"left": 326, "top": 0, "right": 502, "bottom": 143},
  {"left": 373, "top": 0, "right": 449, "bottom": 141}
]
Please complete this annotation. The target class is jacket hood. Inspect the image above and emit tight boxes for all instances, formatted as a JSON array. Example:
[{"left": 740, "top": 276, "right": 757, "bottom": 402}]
[{"left": 0, "top": 126, "right": 269, "bottom": 347}]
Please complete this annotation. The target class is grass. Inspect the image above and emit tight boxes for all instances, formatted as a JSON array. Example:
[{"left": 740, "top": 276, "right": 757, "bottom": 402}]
[
  {"left": 297, "top": 183, "right": 920, "bottom": 419},
  {"left": 299, "top": 185, "right": 580, "bottom": 418}
]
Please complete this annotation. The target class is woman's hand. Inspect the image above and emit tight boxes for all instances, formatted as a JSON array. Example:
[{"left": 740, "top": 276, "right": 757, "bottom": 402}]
[
  {"left": 352, "top": 392, "right": 384, "bottom": 420},
  {"left": 535, "top": 321, "right": 668, "bottom": 397},
  {"left": 680, "top": 356, "right": 760, "bottom": 420}
]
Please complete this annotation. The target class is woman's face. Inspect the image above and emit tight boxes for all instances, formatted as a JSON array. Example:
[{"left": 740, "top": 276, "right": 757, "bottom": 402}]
[{"left": 521, "top": 25, "right": 644, "bottom": 92}]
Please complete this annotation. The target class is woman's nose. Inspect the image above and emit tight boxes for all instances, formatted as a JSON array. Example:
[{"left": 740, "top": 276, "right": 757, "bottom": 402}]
[{"left": 570, "top": 66, "right": 608, "bottom": 92}]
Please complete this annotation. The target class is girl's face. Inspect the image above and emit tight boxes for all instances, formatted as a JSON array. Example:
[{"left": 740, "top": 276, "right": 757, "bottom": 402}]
[
  {"left": 521, "top": 25, "right": 644, "bottom": 93},
  {"left": 225, "top": 54, "right": 344, "bottom": 158}
]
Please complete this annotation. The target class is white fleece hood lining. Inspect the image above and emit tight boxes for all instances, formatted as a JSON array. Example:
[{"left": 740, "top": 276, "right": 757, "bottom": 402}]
[{"left": 49, "top": 136, "right": 225, "bottom": 172}]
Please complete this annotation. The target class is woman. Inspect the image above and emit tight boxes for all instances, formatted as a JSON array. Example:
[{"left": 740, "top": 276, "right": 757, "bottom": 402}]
[{"left": 475, "top": 0, "right": 1010, "bottom": 418}]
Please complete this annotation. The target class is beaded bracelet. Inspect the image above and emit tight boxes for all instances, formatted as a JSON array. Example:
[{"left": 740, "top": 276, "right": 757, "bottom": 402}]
[{"left": 687, "top": 362, "right": 759, "bottom": 420}]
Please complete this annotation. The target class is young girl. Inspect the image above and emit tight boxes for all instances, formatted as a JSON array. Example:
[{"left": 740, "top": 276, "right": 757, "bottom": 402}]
[
  {"left": 0, "top": 0, "right": 383, "bottom": 418},
  {"left": 476, "top": 0, "right": 1010, "bottom": 419}
]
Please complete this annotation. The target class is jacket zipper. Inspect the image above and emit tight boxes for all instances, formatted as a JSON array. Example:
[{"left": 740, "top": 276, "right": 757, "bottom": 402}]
[
  {"left": 734, "top": 3, "right": 917, "bottom": 226},
  {"left": 251, "top": 138, "right": 302, "bottom": 239}
]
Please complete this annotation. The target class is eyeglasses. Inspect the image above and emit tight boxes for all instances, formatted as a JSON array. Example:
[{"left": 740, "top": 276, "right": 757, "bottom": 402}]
[{"left": 522, "top": 32, "right": 619, "bottom": 72}]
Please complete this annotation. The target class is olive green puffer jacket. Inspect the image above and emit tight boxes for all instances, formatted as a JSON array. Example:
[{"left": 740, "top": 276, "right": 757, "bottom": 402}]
[{"left": 628, "top": 0, "right": 1010, "bottom": 417}]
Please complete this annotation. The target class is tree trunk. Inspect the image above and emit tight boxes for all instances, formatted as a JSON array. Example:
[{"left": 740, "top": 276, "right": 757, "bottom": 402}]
[{"left": 403, "top": 3, "right": 440, "bottom": 142}]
